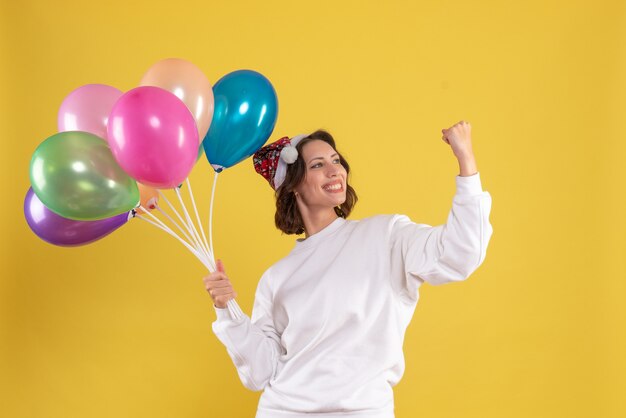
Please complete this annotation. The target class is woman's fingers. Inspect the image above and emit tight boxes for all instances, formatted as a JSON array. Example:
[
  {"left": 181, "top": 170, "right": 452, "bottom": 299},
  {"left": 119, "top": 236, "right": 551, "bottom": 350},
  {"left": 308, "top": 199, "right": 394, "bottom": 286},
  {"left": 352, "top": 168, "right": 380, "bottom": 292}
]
[
  {"left": 207, "top": 283, "right": 236, "bottom": 302},
  {"left": 443, "top": 120, "right": 470, "bottom": 132},
  {"left": 204, "top": 259, "right": 237, "bottom": 308},
  {"left": 206, "top": 279, "right": 231, "bottom": 289},
  {"left": 217, "top": 288, "right": 236, "bottom": 297},
  {"left": 204, "top": 277, "right": 231, "bottom": 290},
  {"left": 212, "top": 287, "right": 237, "bottom": 306},
  {"left": 203, "top": 272, "right": 227, "bottom": 284},
  {"left": 203, "top": 273, "right": 235, "bottom": 297},
  {"left": 214, "top": 293, "right": 237, "bottom": 308}
]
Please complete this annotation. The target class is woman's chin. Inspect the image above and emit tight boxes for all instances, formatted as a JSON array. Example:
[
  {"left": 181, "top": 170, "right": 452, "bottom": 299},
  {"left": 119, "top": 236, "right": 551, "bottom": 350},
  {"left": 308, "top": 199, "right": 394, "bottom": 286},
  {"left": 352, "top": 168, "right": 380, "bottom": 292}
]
[{"left": 331, "top": 195, "right": 347, "bottom": 206}]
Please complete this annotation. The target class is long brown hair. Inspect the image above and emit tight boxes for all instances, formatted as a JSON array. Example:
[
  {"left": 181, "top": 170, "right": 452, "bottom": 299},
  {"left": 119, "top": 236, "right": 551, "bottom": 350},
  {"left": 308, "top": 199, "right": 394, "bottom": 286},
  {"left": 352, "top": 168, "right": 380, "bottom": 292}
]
[{"left": 274, "top": 130, "right": 358, "bottom": 235}]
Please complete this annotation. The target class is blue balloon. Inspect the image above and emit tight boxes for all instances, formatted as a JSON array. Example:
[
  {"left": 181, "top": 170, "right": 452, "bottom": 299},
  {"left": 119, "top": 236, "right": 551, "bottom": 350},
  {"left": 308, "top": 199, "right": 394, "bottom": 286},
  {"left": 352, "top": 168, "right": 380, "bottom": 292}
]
[{"left": 202, "top": 70, "right": 278, "bottom": 172}]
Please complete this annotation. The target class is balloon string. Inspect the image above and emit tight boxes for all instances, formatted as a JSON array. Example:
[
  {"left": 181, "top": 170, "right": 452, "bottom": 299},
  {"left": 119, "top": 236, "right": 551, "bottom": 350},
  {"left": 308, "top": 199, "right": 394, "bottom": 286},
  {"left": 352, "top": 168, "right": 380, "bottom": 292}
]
[
  {"left": 158, "top": 188, "right": 212, "bottom": 264},
  {"left": 205, "top": 173, "right": 239, "bottom": 318},
  {"left": 173, "top": 186, "right": 210, "bottom": 261},
  {"left": 137, "top": 204, "right": 173, "bottom": 233},
  {"left": 154, "top": 204, "right": 196, "bottom": 247},
  {"left": 227, "top": 299, "right": 244, "bottom": 320},
  {"left": 157, "top": 190, "right": 205, "bottom": 254},
  {"left": 175, "top": 187, "right": 215, "bottom": 271},
  {"left": 135, "top": 213, "right": 211, "bottom": 270},
  {"left": 186, "top": 177, "right": 213, "bottom": 266},
  {"left": 209, "top": 171, "right": 219, "bottom": 259},
  {"left": 137, "top": 184, "right": 240, "bottom": 319}
]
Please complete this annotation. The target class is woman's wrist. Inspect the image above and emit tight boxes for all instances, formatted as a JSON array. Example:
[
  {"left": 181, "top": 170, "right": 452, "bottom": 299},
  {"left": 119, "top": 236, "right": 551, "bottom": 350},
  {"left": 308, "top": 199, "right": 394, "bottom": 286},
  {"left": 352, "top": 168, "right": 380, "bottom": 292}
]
[{"left": 457, "top": 153, "right": 478, "bottom": 177}]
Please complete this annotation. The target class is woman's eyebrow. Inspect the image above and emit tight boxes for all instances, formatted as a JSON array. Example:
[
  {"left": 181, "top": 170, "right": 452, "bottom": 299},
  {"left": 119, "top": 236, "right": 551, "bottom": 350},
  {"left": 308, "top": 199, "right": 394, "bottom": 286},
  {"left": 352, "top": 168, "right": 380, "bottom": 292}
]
[{"left": 307, "top": 153, "right": 338, "bottom": 164}]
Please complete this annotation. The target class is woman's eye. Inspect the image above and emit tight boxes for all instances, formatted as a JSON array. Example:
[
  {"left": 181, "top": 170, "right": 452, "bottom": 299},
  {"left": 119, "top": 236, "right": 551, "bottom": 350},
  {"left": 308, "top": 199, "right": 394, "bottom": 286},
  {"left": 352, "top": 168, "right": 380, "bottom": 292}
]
[{"left": 311, "top": 159, "right": 340, "bottom": 169}]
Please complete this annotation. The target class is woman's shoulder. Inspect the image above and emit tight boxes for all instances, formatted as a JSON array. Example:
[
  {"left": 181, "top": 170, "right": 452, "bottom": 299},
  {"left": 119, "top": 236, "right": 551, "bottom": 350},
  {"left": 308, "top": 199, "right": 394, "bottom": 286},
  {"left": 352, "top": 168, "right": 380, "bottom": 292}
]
[
  {"left": 344, "top": 214, "right": 414, "bottom": 236},
  {"left": 351, "top": 213, "right": 408, "bottom": 226}
]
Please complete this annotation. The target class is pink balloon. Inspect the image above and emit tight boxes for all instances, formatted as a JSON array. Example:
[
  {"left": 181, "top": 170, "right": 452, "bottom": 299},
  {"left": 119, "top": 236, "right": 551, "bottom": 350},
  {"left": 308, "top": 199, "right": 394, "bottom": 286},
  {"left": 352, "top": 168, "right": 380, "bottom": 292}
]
[
  {"left": 107, "top": 86, "right": 199, "bottom": 189},
  {"left": 58, "top": 84, "right": 123, "bottom": 138},
  {"left": 140, "top": 58, "right": 214, "bottom": 143}
]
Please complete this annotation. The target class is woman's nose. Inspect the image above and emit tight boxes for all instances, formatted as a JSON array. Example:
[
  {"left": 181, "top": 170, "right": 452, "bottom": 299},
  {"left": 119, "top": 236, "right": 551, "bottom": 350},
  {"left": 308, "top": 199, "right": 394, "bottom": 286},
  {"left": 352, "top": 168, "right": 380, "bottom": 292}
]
[{"left": 327, "top": 165, "right": 341, "bottom": 176}]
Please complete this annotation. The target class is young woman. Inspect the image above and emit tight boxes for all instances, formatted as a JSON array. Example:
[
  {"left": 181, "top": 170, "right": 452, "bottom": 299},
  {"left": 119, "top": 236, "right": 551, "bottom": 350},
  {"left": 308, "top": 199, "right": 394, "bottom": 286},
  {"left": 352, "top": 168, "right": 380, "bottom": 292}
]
[{"left": 203, "top": 122, "right": 493, "bottom": 418}]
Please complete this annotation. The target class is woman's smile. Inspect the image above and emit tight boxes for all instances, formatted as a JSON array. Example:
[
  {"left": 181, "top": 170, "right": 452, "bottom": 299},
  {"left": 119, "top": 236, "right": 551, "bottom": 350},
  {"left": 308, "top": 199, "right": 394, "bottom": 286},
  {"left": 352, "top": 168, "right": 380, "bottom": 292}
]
[
  {"left": 323, "top": 181, "right": 343, "bottom": 193},
  {"left": 296, "top": 140, "right": 348, "bottom": 206}
]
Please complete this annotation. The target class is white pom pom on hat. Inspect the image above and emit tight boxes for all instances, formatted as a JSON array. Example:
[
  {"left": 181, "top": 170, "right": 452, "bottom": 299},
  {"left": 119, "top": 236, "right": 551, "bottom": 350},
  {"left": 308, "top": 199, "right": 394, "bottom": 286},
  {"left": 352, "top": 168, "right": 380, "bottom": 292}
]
[
  {"left": 280, "top": 146, "right": 298, "bottom": 164},
  {"left": 271, "top": 133, "right": 309, "bottom": 190},
  {"left": 253, "top": 133, "right": 315, "bottom": 190},
  {"left": 286, "top": 134, "right": 308, "bottom": 155}
]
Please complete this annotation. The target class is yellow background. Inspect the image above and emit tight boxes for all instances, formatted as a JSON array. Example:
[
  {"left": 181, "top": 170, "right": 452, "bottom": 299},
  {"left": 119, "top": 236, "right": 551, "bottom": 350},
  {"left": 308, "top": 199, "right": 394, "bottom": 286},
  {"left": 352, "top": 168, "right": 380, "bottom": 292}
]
[{"left": 2, "top": 0, "right": 625, "bottom": 417}]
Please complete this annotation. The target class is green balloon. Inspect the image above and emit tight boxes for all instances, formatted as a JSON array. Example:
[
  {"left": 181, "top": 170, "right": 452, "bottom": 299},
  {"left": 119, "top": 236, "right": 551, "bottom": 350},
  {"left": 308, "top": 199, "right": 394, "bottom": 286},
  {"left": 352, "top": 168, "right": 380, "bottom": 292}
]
[{"left": 30, "top": 131, "right": 140, "bottom": 220}]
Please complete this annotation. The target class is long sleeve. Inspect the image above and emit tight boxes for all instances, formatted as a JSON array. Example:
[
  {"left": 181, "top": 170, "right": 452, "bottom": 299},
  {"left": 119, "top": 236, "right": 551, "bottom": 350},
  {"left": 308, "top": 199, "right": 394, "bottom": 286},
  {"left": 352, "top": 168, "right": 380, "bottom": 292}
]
[
  {"left": 211, "top": 269, "right": 283, "bottom": 391},
  {"left": 388, "top": 172, "right": 493, "bottom": 299}
]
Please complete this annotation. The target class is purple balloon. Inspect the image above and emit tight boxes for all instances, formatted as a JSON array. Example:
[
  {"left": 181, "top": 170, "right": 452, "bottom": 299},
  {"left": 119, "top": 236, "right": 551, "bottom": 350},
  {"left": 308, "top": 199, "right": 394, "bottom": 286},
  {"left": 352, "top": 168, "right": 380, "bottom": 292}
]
[
  {"left": 58, "top": 84, "right": 123, "bottom": 139},
  {"left": 24, "top": 187, "right": 130, "bottom": 247}
]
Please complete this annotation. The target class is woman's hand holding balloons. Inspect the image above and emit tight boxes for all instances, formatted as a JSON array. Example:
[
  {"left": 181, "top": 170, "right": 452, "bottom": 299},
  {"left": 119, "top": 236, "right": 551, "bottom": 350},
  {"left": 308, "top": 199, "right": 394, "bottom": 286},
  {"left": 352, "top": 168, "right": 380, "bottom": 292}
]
[
  {"left": 441, "top": 120, "right": 477, "bottom": 176},
  {"left": 203, "top": 259, "right": 237, "bottom": 309}
]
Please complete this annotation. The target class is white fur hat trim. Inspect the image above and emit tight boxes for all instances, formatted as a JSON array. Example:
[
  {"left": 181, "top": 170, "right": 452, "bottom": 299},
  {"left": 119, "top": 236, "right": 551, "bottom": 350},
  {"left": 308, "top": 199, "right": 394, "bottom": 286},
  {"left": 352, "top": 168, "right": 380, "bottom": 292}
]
[{"left": 273, "top": 134, "right": 309, "bottom": 190}]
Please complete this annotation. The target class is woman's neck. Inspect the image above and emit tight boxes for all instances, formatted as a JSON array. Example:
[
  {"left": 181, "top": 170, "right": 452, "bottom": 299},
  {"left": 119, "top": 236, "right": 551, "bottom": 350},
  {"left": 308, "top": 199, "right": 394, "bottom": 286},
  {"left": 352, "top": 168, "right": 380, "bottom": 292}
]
[{"left": 300, "top": 209, "right": 339, "bottom": 239}]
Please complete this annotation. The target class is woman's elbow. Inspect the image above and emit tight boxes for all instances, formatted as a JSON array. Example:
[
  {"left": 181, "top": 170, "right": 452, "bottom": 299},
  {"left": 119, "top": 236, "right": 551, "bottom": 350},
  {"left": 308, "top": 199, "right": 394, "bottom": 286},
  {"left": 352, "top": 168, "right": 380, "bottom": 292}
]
[
  {"left": 236, "top": 351, "right": 279, "bottom": 392},
  {"left": 238, "top": 371, "right": 270, "bottom": 392},
  {"left": 423, "top": 256, "right": 482, "bottom": 285},
  {"left": 242, "top": 380, "right": 267, "bottom": 392}
]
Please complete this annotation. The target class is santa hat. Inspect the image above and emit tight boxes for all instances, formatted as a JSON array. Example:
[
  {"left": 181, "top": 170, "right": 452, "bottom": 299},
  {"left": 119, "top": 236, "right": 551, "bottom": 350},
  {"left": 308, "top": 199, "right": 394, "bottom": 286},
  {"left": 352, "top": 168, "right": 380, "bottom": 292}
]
[{"left": 253, "top": 134, "right": 309, "bottom": 190}]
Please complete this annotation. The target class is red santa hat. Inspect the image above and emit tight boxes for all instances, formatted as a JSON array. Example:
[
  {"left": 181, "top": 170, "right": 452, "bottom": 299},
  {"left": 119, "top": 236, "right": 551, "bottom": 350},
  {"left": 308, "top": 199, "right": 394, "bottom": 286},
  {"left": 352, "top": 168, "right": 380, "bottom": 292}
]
[{"left": 252, "top": 134, "right": 309, "bottom": 190}]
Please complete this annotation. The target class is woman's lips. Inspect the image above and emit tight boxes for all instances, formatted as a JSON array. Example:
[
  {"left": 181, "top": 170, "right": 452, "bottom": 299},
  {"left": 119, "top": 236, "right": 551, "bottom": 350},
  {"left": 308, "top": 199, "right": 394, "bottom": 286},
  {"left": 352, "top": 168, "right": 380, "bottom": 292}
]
[{"left": 323, "top": 182, "right": 343, "bottom": 193}]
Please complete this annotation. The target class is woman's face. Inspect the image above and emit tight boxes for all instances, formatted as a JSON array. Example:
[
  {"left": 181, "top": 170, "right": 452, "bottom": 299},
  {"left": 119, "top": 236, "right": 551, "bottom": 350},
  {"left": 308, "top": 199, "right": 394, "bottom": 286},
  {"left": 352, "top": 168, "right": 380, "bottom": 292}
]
[{"left": 294, "top": 139, "right": 347, "bottom": 210}]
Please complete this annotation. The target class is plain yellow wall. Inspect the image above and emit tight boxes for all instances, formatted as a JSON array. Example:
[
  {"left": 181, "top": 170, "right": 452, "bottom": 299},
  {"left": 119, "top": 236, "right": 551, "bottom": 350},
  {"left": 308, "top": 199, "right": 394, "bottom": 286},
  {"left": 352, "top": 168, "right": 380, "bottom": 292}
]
[{"left": 2, "top": 0, "right": 625, "bottom": 417}]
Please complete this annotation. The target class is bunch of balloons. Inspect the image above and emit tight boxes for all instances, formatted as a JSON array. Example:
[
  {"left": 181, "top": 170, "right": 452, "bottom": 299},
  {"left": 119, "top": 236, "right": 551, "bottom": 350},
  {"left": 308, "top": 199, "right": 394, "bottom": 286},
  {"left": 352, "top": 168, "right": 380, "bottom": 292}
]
[{"left": 25, "top": 59, "right": 279, "bottom": 255}]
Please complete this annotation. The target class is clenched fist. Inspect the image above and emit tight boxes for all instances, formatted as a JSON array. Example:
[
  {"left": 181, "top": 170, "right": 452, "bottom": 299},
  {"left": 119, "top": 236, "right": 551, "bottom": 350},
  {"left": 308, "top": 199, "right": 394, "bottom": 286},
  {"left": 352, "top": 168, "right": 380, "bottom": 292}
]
[
  {"left": 442, "top": 120, "right": 473, "bottom": 160},
  {"left": 203, "top": 259, "right": 238, "bottom": 309}
]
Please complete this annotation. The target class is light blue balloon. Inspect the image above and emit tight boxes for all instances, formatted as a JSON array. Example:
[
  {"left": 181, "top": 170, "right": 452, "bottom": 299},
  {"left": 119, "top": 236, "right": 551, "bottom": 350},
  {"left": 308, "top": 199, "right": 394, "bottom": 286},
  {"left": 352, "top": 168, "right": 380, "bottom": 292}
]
[{"left": 202, "top": 70, "right": 278, "bottom": 172}]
